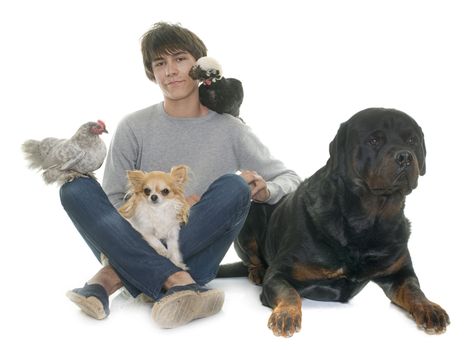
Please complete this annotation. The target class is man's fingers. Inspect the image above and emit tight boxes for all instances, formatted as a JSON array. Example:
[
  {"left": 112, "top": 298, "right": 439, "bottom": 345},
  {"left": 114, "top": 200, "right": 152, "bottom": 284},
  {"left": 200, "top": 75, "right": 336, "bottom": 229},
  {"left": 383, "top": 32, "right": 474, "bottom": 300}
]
[
  {"left": 239, "top": 170, "right": 269, "bottom": 202},
  {"left": 240, "top": 170, "right": 258, "bottom": 184},
  {"left": 251, "top": 179, "right": 265, "bottom": 196}
]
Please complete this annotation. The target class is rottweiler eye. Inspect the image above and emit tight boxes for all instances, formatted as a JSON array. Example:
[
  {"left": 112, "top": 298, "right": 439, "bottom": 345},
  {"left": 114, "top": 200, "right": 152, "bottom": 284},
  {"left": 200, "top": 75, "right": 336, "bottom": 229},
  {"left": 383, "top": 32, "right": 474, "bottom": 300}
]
[
  {"left": 407, "top": 136, "right": 418, "bottom": 145},
  {"left": 161, "top": 188, "right": 170, "bottom": 196},
  {"left": 367, "top": 136, "right": 379, "bottom": 146},
  {"left": 144, "top": 188, "right": 151, "bottom": 196}
]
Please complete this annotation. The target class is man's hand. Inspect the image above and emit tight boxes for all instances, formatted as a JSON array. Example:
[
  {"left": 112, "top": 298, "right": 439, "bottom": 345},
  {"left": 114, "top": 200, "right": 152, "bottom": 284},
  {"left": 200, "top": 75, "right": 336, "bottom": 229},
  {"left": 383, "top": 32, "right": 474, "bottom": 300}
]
[
  {"left": 186, "top": 194, "right": 201, "bottom": 206},
  {"left": 239, "top": 170, "right": 270, "bottom": 202}
]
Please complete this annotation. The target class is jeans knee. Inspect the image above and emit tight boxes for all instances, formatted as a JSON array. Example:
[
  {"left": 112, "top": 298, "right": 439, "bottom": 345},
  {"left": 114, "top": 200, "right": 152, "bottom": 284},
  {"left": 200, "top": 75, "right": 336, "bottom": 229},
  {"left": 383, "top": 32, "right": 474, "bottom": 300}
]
[
  {"left": 60, "top": 181, "right": 79, "bottom": 210},
  {"left": 218, "top": 174, "right": 251, "bottom": 207},
  {"left": 59, "top": 177, "right": 98, "bottom": 210}
]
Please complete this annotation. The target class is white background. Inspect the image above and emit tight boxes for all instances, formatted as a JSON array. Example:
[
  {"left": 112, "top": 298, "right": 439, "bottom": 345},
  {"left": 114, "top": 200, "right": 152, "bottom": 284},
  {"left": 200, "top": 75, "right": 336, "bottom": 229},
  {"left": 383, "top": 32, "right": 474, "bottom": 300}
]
[{"left": 1, "top": 0, "right": 473, "bottom": 349}]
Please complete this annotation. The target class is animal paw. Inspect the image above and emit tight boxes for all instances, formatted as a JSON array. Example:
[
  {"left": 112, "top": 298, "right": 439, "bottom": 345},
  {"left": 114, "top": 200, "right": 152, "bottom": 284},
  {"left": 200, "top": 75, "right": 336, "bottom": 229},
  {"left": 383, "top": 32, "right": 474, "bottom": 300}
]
[
  {"left": 267, "top": 305, "right": 302, "bottom": 337},
  {"left": 174, "top": 261, "right": 189, "bottom": 270},
  {"left": 248, "top": 265, "right": 265, "bottom": 285},
  {"left": 61, "top": 171, "right": 91, "bottom": 183},
  {"left": 100, "top": 253, "right": 109, "bottom": 266},
  {"left": 85, "top": 172, "right": 98, "bottom": 181},
  {"left": 169, "top": 255, "right": 188, "bottom": 270},
  {"left": 410, "top": 301, "right": 450, "bottom": 334},
  {"left": 153, "top": 247, "right": 171, "bottom": 258}
]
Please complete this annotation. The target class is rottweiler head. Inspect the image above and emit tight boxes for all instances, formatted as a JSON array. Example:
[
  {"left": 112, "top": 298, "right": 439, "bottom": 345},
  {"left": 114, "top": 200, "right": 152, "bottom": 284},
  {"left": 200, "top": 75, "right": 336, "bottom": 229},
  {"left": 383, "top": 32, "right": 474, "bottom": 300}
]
[{"left": 329, "top": 108, "right": 426, "bottom": 196}]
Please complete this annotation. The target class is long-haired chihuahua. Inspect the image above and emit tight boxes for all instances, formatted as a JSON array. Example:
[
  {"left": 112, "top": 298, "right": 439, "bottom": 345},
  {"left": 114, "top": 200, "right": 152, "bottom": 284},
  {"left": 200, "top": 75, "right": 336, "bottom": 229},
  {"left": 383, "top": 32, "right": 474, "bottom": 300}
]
[{"left": 119, "top": 165, "right": 190, "bottom": 270}]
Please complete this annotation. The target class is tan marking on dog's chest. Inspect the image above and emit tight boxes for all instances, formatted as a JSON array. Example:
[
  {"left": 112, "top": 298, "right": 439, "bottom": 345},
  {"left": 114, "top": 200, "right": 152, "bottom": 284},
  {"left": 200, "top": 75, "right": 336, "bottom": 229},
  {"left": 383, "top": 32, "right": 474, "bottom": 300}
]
[
  {"left": 372, "top": 253, "right": 408, "bottom": 279},
  {"left": 292, "top": 263, "right": 345, "bottom": 281}
]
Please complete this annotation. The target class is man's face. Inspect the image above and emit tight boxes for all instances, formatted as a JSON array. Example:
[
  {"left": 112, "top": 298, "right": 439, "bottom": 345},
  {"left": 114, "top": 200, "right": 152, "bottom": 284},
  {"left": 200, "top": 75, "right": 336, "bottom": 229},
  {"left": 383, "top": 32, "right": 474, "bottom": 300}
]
[{"left": 151, "top": 51, "right": 198, "bottom": 101}]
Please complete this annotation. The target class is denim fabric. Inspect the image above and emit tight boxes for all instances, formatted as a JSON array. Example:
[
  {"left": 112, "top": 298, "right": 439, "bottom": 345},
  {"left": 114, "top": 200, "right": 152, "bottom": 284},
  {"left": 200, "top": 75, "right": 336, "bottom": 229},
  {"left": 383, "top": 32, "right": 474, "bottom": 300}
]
[{"left": 60, "top": 174, "right": 251, "bottom": 300}]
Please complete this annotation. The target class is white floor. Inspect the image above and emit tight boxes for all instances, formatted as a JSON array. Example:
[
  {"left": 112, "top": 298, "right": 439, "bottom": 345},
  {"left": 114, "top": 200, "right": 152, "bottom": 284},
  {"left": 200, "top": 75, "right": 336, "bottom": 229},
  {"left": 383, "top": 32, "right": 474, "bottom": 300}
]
[{"left": 5, "top": 273, "right": 470, "bottom": 350}]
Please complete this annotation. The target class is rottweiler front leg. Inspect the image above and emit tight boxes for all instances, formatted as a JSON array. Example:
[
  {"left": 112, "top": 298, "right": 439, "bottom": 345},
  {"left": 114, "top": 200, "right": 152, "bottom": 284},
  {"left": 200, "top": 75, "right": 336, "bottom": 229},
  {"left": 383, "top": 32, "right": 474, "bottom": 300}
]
[
  {"left": 261, "top": 271, "right": 302, "bottom": 337},
  {"left": 234, "top": 202, "right": 270, "bottom": 285},
  {"left": 374, "top": 266, "right": 450, "bottom": 334}
]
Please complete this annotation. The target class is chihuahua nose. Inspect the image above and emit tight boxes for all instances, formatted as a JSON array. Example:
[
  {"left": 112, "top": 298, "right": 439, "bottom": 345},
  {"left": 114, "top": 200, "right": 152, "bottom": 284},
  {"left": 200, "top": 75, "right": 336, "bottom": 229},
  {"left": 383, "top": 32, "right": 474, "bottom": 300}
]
[
  {"left": 151, "top": 194, "right": 158, "bottom": 203},
  {"left": 395, "top": 151, "right": 413, "bottom": 168}
]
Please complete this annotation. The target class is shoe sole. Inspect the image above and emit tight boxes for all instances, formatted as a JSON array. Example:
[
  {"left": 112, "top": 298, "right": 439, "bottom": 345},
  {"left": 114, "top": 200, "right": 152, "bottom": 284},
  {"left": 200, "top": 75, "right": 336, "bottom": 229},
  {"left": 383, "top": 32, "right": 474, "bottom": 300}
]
[
  {"left": 151, "top": 289, "right": 224, "bottom": 328},
  {"left": 66, "top": 290, "right": 107, "bottom": 320}
]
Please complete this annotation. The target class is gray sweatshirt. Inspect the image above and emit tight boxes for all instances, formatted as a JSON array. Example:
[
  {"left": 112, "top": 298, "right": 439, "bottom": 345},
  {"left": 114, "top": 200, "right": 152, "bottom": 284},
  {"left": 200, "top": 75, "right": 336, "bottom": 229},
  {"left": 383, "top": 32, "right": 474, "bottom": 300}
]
[{"left": 103, "top": 102, "right": 301, "bottom": 209}]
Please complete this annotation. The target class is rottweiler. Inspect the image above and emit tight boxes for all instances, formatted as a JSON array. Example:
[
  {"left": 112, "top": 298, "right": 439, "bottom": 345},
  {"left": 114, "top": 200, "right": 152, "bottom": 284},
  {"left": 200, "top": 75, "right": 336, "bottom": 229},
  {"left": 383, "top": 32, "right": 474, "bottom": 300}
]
[{"left": 219, "top": 108, "right": 450, "bottom": 337}]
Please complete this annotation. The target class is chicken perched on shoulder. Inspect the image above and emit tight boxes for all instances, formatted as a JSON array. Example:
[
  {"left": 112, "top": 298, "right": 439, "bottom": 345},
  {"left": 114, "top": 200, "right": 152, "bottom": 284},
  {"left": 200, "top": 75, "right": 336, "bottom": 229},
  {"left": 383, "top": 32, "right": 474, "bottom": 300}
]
[
  {"left": 189, "top": 57, "right": 244, "bottom": 120},
  {"left": 22, "top": 120, "right": 108, "bottom": 185}
]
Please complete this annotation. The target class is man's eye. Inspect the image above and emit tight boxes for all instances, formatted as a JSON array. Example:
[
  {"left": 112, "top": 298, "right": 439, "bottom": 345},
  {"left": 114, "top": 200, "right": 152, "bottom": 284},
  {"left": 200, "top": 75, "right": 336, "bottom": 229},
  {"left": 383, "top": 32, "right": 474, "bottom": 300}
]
[
  {"left": 144, "top": 188, "right": 151, "bottom": 196},
  {"left": 153, "top": 61, "right": 164, "bottom": 68}
]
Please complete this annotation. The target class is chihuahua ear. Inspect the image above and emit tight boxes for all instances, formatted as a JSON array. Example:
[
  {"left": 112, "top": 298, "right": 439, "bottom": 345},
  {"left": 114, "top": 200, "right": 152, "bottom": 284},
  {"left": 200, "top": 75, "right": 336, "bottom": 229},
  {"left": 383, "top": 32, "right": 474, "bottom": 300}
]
[
  {"left": 170, "top": 165, "right": 189, "bottom": 185},
  {"left": 126, "top": 170, "right": 146, "bottom": 189}
]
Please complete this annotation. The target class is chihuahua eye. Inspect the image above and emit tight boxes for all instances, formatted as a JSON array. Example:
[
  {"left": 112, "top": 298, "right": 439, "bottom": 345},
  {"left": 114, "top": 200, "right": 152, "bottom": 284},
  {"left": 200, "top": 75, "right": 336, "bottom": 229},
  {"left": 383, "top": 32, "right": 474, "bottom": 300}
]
[
  {"left": 161, "top": 188, "right": 170, "bottom": 196},
  {"left": 144, "top": 188, "right": 151, "bottom": 196}
]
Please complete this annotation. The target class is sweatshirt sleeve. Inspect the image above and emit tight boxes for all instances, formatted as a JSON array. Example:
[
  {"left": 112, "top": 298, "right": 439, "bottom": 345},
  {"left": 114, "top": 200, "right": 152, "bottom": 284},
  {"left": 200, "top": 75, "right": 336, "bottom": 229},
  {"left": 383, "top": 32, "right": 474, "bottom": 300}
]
[
  {"left": 234, "top": 123, "right": 301, "bottom": 204},
  {"left": 102, "top": 118, "right": 140, "bottom": 209}
]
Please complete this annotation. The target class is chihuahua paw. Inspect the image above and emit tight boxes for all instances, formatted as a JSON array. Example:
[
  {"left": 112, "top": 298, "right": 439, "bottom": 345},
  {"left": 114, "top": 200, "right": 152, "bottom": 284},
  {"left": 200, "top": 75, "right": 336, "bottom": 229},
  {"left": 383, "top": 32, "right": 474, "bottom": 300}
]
[
  {"left": 174, "top": 261, "right": 188, "bottom": 270},
  {"left": 100, "top": 253, "right": 109, "bottom": 266},
  {"left": 154, "top": 249, "right": 171, "bottom": 258}
]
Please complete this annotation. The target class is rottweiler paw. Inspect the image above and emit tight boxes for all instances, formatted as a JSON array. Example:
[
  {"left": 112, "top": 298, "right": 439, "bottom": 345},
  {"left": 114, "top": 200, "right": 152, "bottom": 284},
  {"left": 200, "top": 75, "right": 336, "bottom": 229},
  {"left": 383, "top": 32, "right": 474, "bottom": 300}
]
[
  {"left": 248, "top": 265, "right": 265, "bottom": 285},
  {"left": 411, "top": 301, "right": 450, "bottom": 334},
  {"left": 267, "top": 306, "right": 302, "bottom": 337}
]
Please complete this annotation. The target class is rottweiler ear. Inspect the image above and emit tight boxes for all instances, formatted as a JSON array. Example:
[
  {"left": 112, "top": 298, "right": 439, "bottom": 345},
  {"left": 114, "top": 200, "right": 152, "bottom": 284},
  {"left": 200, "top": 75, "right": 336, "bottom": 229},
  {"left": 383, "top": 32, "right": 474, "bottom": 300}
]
[
  {"left": 328, "top": 121, "right": 348, "bottom": 174},
  {"left": 418, "top": 127, "right": 427, "bottom": 176}
]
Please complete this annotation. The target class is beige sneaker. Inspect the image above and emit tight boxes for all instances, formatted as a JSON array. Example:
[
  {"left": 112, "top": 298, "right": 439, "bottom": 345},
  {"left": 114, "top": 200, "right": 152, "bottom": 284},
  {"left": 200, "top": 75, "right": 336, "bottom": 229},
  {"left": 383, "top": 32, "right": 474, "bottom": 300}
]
[
  {"left": 66, "top": 283, "right": 110, "bottom": 320},
  {"left": 151, "top": 284, "right": 224, "bottom": 328}
]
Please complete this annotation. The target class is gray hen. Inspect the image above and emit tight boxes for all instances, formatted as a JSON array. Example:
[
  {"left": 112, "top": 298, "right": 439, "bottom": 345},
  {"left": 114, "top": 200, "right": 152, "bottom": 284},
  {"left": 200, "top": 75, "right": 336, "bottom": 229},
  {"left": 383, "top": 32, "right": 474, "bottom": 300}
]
[{"left": 22, "top": 120, "right": 108, "bottom": 185}]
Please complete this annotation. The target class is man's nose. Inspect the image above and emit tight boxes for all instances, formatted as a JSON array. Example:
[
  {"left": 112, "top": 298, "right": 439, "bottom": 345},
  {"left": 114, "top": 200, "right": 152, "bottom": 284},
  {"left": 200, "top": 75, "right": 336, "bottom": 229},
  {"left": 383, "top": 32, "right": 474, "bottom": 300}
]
[{"left": 165, "top": 60, "right": 178, "bottom": 76}]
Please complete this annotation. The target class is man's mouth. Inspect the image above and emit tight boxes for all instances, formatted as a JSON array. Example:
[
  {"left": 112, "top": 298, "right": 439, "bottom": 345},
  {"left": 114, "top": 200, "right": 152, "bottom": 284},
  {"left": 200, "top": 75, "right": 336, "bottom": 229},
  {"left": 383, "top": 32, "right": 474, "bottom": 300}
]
[{"left": 167, "top": 80, "right": 184, "bottom": 86}]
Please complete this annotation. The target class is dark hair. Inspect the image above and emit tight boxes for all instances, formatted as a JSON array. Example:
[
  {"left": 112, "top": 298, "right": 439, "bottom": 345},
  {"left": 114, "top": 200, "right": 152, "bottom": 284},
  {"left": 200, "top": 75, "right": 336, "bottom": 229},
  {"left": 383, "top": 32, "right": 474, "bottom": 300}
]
[{"left": 141, "top": 22, "right": 208, "bottom": 81}]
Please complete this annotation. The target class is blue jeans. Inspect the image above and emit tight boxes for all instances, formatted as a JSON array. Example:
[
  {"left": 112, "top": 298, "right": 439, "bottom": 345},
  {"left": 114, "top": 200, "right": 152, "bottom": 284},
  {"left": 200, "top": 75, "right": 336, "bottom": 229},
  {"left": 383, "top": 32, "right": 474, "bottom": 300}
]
[{"left": 60, "top": 174, "right": 251, "bottom": 300}]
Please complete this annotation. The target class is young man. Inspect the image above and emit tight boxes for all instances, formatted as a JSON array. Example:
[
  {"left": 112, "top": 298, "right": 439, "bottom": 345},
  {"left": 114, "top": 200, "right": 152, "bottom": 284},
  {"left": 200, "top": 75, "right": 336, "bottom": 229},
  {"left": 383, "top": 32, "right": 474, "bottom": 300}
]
[{"left": 60, "top": 22, "right": 301, "bottom": 328}]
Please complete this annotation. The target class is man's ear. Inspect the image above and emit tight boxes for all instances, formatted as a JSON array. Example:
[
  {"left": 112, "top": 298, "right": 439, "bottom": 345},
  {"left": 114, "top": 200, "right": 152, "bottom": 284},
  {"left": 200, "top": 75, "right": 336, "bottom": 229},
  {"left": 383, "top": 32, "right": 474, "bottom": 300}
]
[{"left": 171, "top": 165, "right": 189, "bottom": 185}]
